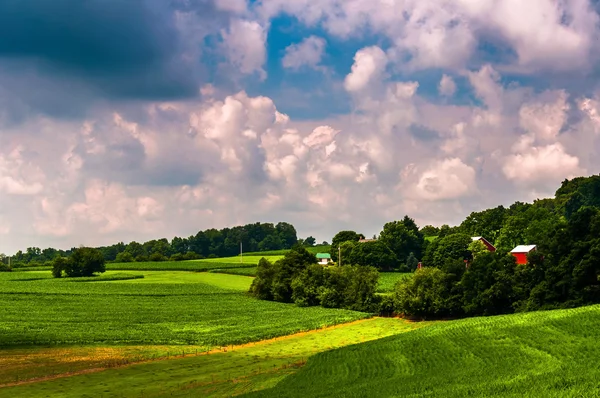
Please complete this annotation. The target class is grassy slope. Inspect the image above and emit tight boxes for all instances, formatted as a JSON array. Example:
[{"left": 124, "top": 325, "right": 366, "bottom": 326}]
[
  {"left": 250, "top": 304, "right": 600, "bottom": 398},
  {"left": 376, "top": 272, "right": 412, "bottom": 293},
  {"left": 0, "top": 271, "right": 367, "bottom": 348},
  {"left": 106, "top": 255, "right": 283, "bottom": 271},
  {"left": 0, "top": 318, "right": 428, "bottom": 397}
]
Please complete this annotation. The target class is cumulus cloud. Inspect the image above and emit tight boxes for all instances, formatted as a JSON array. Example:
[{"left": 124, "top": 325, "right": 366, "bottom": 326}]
[
  {"left": 4, "top": 1, "right": 600, "bottom": 254},
  {"left": 411, "top": 158, "right": 477, "bottom": 201},
  {"left": 221, "top": 19, "right": 268, "bottom": 79},
  {"left": 344, "top": 46, "right": 388, "bottom": 92},
  {"left": 260, "top": 0, "right": 600, "bottom": 73},
  {"left": 282, "top": 36, "right": 326, "bottom": 70},
  {"left": 503, "top": 142, "right": 584, "bottom": 188}
]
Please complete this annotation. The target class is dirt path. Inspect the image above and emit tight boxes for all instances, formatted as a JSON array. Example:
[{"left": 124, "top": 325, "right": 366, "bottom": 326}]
[{"left": 0, "top": 317, "right": 375, "bottom": 388}]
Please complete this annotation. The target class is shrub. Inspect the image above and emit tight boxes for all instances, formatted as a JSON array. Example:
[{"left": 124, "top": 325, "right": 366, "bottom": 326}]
[{"left": 149, "top": 252, "right": 167, "bottom": 262}]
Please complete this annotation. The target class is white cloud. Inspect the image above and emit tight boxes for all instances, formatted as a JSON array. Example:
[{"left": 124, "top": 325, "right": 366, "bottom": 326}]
[
  {"left": 439, "top": 74, "right": 457, "bottom": 97},
  {"left": 282, "top": 36, "right": 327, "bottom": 70},
  {"left": 344, "top": 46, "right": 388, "bottom": 92},
  {"left": 411, "top": 158, "right": 477, "bottom": 201},
  {"left": 221, "top": 19, "right": 268, "bottom": 79},
  {"left": 519, "top": 90, "right": 569, "bottom": 142},
  {"left": 503, "top": 142, "right": 584, "bottom": 188},
  {"left": 260, "top": 0, "right": 600, "bottom": 73}
]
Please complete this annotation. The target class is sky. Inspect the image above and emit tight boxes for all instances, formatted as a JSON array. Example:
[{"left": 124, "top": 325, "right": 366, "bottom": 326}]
[{"left": 2, "top": 0, "right": 600, "bottom": 254}]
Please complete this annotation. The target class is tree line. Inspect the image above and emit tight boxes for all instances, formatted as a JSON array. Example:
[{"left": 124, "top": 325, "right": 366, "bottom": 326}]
[{"left": 5, "top": 222, "right": 313, "bottom": 266}]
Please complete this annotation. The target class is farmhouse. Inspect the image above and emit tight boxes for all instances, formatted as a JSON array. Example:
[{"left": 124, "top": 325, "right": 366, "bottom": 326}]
[
  {"left": 358, "top": 238, "right": 376, "bottom": 243},
  {"left": 316, "top": 253, "right": 331, "bottom": 265},
  {"left": 471, "top": 236, "right": 496, "bottom": 252},
  {"left": 510, "top": 245, "right": 537, "bottom": 265}
]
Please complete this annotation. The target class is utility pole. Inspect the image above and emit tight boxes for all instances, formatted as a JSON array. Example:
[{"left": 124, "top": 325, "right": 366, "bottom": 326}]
[{"left": 240, "top": 242, "right": 243, "bottom": 263}]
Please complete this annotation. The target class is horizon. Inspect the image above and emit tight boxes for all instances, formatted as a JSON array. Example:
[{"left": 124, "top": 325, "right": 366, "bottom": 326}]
[{"left": 3, "top": 1, "right": 600, "bottom": 255}]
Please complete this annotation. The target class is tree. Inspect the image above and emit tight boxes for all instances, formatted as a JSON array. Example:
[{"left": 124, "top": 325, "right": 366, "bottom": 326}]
[
  {"left": 303, "top": 236, "right": 316, "bottom": 247},
  {"left": 379, "top": 218, "right": 424, "bottom": 262},
  {"left": 270, "top": 245, "right": 317, "bottom": 303},
  {"left": 347, "top": 241, "right": 399, "bottom": 271},
  {"left": 338, "top": 241, "right": 357, "bottom": 266},
  {"left": 431, "top": 234, "right": 472, "bottom": 269},
  {"left": 276, "top": 222, "right": 298, "bottom": 249},
  {"left": 249, "top": 258, "right": 277, "bottom": 300},
  {"left": 406, "top": 252, "right": 419, "bottom": 272},
  {"left": 292, "top": 264, "right": 325, "bottom": 307},
  {"left": 420, "top": 225, "right": 440, "bottom": 237},
  {"left": 393, "top": 267, "right": 450, "bottom": 317},
  {"left": 467, "top": 240, "right": 488, "bottom": 261},
  {"left": 52, "top": 256, "right": 69, "bottom": 278},
  {"left": 55, "top": 247, "right": 106, "bottom": 278},
  {"left": 330, "top": 231, "right": 361, "bottom": 262}
]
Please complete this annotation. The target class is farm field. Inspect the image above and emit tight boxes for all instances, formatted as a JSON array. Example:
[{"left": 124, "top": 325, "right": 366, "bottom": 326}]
[
  {"left": 106, "top": 255, "right": 283, "bottom": 272},
  {"left": 376, "top": 272, "right": 412, "bottom": 293},
  {"left": 0, "top": 270, "right": 368, "bottom": 350},
  {"left": 250, "top": 304, "right": 600, "bottom": 398},
  {"left": 0, "top": 317, "right": 428, "bottom": 397}
]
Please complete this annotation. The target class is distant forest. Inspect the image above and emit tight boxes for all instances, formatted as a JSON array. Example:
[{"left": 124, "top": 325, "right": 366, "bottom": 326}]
[{"left": 6, "top": 222, "right": 321, "bottom": 265}]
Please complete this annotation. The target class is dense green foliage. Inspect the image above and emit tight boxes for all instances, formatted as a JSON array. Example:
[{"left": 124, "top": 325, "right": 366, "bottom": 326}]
[
  {"left": 0, "top": 271, "right": 367, "bottom": 347},
  {"left": 330, "top": 231, "right": 362, "bottom": 262},
  {"left": 390, "top": 175, "right": 600, "bottom": 318},
  {"left": 251, "top": 304, "right": 600, "bottom": 398},
  {"left": 52, "top": 247, "right": 106, "bottom": 278},
  {"left": 250, "top": 246, "right": 379, "bottom": 312},
  {"left": 7, "top": 221, "right": 301, "bottom": 265}
]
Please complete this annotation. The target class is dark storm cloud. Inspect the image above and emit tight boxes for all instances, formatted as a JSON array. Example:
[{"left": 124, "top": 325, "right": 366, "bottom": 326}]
[{"left": 0, "top": 0, "right": 225, "bottom": 106}]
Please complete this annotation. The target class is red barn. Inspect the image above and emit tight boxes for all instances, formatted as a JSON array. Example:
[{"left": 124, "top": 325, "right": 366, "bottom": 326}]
[
  {"left": 471, "top": 236, "right": 496, "bottom": 252},
  {"left": 510, "top": 245, "right": 537, "bottom": 265}
]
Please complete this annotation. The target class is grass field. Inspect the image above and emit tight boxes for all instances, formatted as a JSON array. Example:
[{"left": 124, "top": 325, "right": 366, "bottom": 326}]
[
  {"left": 105, "top": 255, "right": 284, "bottom": 272},
  {"left": 0, "top": 271, "right": 368, "bottom": 349},
  {"left": 376, "top": 272, "right": 412, "bottom": 293},
  {"left": 210, "top": 267, "right": 258, "bottom": 276},
  {"left": 0, "top": 317, "right": 427, "bottom": 397},
  {"left": 249, "top": 304, "right": 600, "bottom": 397}
]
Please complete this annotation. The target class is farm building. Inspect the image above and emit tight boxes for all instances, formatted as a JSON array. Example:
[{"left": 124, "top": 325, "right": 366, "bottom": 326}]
[
  {"left": 510, "top": 245, "right": 537, "bottom": 265},
  {"left": 358, "top": 238, "right": 376, "bottom": 243},
  {"left": 471, "top": 236, "right": 496, "bottom": 252},
  {"left": 316, "top": 253, "right": 331, "bottom": 265}
]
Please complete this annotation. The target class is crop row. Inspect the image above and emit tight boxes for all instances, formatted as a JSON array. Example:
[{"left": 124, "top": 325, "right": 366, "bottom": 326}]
[
  {"left": 251, "top": 304, "right": 600, "bottom": 397},
  {"left": 0, "top": 272, "right": 368, "bottom": 348}
]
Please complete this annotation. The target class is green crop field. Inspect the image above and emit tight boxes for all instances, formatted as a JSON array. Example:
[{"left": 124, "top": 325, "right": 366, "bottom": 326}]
[
  {"left": 105, "top": 255, "right": 283, "bottom": 272},
  {"left": 210, "top": 267, "right": 258, "bottom": 276},
  {"left": 0, "top": 317, "right": 428, "bottom": 397},
  {"left": 196, "top": 255, "right": 283, "bottom": 263},
  {"left": 249, "top": 304, "right": 600, "bottom": 397},
  {"left": 376, "top": 272, "right": 412, "bottom": 293},
  {"left": 0, "top": 271, "right": 368, "bottom": 349}
]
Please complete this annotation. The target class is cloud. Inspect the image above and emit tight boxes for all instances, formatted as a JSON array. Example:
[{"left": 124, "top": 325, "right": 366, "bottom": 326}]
[
  {"left": 282, "top": 36, "right": 327, "bottom": 71},
  {"left": 503, "top": 141, "right": 584, "bottom": 189},
  {"left": 4, "top": 1, "right": 600, "bottom": 254},
  {"left": 220, "top": 19, "right": 268, "bottom": 79},
  {"left": 411, "top": 158, "right": 477, "bottom": 201},
  {"left": 344, "top": 46, "right": 388, "bottom": 92},
  {"left": 439, "top": 74, "right": 457, "bottom": 97},
  {"left": 260, "top": 0, "right": 600, "bottom": 73}
]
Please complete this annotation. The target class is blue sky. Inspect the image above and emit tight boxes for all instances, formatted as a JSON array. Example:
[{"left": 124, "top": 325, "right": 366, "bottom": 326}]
[{"left": 2, "top": 0, "right": 600, "bottom": 254}]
